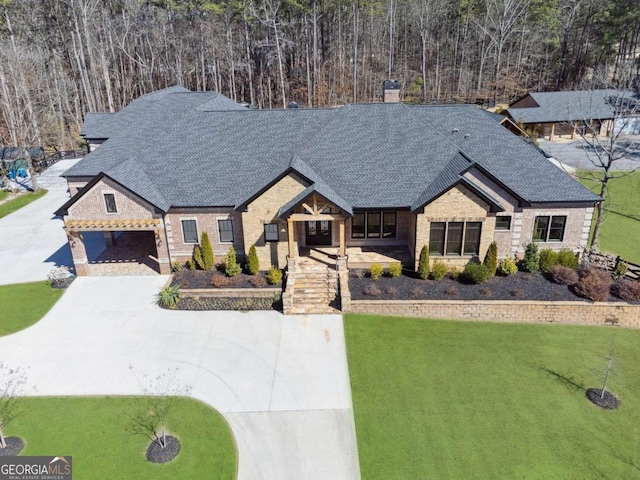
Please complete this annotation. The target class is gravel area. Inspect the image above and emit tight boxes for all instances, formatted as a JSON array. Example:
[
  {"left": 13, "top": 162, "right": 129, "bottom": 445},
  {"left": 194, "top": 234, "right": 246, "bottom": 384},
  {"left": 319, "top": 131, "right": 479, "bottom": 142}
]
[
  {"left": 0, "top": 437, "right": 25, "bottom": 456},
  {"left": 146, "top": 435, "right": 180, "bottom": 463}
]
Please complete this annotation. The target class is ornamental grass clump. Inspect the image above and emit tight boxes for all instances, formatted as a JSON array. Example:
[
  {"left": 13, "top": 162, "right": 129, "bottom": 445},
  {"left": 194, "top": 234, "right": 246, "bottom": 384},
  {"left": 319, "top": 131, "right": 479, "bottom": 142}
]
[
  {"left": 387, "top": 263, "right": 402, "bottom": 278},
  {"left": 574, "top": 267, "right": 612, "bottom": 302},
  {"left": 430, "top": 260, "right": 448, "bottom": 281},
  {"left": 156, "top": 284, "right": 182, "bottom": 309}
]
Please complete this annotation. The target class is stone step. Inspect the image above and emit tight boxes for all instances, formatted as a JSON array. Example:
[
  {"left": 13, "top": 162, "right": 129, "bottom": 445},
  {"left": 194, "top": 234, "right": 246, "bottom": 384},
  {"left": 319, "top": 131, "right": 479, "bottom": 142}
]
[{"left": 287, "top": 306, "right": 341, "bottom": 315}]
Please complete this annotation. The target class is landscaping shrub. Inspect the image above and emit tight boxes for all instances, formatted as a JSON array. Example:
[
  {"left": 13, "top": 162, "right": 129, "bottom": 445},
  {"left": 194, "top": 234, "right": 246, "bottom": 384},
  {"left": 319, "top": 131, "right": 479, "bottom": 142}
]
[
  {"left": 511, "top": 287, "right": 522, "bottom": 297},
  {"left": 363, "top": 285, "right": 382, "bottom": 296},
  {"left": 481, "top": 287, "right": 492, "bottom": 296},
  {"left": 248, "top": 275, "right": 267, "bottom": 287},
  {"left": 498, "top": 258, "right": 518, "bottom": 276},
  {"left": 551, "top": 265, "right": 579, "bottom": 286},
  {"left": 186, "top": 258, "right": 196, "bottom": 270},
  {"left": 539, "top": 248, "right": 558, "bottom": 273},
  {"left": 267, "top": 266, "right": 283, "bottom": 285},
  {"left": 171, "top": 261, "right": 182, "bottom": 272},
  {"left": 247, "top": 245, "right": 260, "bottom": 275},
  {"left": 523, "top": 242, "right": 540, "bottom": 272},
  {"left": 445, "top": 286, "right": 458, "bottom": 296},
  {"left": 224, "top": 247, "right": 242, "bottom": 277},
  {"left": 574, "top": 267, "right": 612, "bottom": 302},
  {"left": 210, "top": 275, "right": 229, "bottom": 288},
  {"left": 483, "top": 241, "right": 498, "bottom": 276},
  {"left": 556, "top": 249, "right": 579, "bottom": 268},
  {"left": 410, "top": 286, "right": 423, "bottom": 297},
  {"left": 387, "top": 263, "right": 402, "bottom": 278},
  {"left": 613, "top": 279, "right": 640, "bottom": 301},
  {"left": 461, "top": 262, "right": 491, "bottom": 284},
  {"left": 613, "top": 261, "right": 628, "bottom": 280},
  {"left": 418, "top": 245, "right": 430, "bottom": 280},
  {"left": 193, "top": 245, "right": 205, "bottom": 270},
  {"left": 370, "top": 263, "right": 384, "bottom": 280},
  {"left": 200, "top": 232, "right": 215, "bottom": 270},
  {"left": 448, "top": 267, "right": 461, "bottom": 280},
  {"left": 386, "top": 286, "right": 399, "bottom": 296},
  {"left": 156, "top": 284, "right": 181, "bottom": 309},
  {"left": 430, "top": 260, "right": 448, "bottom": 281}
]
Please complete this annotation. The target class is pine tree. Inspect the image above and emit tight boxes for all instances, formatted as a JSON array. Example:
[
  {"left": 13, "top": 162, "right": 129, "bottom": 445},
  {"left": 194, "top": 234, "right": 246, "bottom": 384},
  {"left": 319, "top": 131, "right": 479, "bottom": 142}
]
[
  {"left": 247, "top": 244, "right": 259, "bottom": 275},
  {"left": 193, "top": 245, "right": 205, "bottom": 270},
  {"left": 418, "top": 245, "right": 430, "bottom": 280},
  {"left": 225, "top": 246, "right": 242, "bottom": 277},
  {"left": 483, "top": 241, "right": 498, "bottom": 276},
  {"left": 200, "top": 231, "right": 214, "bottom": 270}
]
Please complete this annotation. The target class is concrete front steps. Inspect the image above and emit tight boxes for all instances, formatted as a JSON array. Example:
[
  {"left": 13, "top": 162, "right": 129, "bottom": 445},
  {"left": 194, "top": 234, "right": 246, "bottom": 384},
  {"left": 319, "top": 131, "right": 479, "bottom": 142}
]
[{"left": 289, "top": 267, "right": 340, "bottom": 315}]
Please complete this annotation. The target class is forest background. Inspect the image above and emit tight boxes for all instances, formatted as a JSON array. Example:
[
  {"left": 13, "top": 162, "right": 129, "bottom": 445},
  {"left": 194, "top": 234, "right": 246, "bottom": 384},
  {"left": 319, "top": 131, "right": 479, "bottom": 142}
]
[{"left": 0, "top": 0, "right": 638, "bottom": 150}]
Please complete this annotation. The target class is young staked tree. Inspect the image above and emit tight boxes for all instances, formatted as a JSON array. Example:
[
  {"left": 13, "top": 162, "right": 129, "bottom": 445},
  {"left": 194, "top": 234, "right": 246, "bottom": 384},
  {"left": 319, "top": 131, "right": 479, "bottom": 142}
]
[
  {"left": 0, "top": 364, "right": 28, "bottom": 449},
  {"left": 573, "top": 76, "right": 640, "bottom": 251},
  {"left": 128, "top": 366, "right": 192, "bottom": 449}
]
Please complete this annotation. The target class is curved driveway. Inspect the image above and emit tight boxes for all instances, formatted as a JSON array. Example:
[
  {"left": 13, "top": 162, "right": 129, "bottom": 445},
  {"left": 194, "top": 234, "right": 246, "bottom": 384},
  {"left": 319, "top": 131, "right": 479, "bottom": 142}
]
[{"left": 0, "top": 164, "right": 361, "bottom": 479}]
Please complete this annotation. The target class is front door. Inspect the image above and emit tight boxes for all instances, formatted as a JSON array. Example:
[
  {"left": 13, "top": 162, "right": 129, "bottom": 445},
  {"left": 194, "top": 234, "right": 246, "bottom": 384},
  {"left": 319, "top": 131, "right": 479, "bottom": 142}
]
[{"left": 305, "top": 219, "right": 332, "bottom": 245}]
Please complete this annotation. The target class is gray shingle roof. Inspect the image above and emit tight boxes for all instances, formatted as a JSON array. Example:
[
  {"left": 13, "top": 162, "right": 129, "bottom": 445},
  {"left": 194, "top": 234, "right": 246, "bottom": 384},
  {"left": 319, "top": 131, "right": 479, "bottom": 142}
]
[
  {"left": 506, "top": 89, "right": 625, "bottom": 124},
  {"left": 64, "top": 88, "right": 600, "bottom": 214}
]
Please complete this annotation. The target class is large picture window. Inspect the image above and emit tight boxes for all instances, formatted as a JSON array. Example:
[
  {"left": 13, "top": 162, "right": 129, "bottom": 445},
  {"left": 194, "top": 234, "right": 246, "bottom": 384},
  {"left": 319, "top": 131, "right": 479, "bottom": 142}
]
[
  {"left": 533, "top": 215, "right": 566, "bottom": 242},
  {"left": 429, "top": 221, "right": 482, "bottom": 256},
  {"left": 218, "top": 219, "right": 234, "bottom": 243},
  {"left": 351, "top": 210, "right": 398, "bottom": 239},
  {"left": 181, "top": 219, "right": 198, "bottom": 244}
]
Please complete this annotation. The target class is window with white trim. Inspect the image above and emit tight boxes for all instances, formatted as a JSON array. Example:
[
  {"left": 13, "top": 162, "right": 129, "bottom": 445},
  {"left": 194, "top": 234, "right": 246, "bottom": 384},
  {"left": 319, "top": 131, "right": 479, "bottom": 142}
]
[
  {"left": 218, "top": 219, "right": 234, "bottom": 243},
  {"left": 181, "top": 219, "right": 198, "bottom": 244}
]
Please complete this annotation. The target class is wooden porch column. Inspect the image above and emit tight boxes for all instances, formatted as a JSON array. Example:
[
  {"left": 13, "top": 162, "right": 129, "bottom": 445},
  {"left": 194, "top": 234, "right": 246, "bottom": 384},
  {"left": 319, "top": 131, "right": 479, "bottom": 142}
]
[
  {"left": 339, "top": 219, "right": 346, "bottom": 257},
  {"left": 287, "top": 218, "right": 296, "bottom": 257},
  {"left": 549, "top": 123, "right": 555, "bottom": 141}
]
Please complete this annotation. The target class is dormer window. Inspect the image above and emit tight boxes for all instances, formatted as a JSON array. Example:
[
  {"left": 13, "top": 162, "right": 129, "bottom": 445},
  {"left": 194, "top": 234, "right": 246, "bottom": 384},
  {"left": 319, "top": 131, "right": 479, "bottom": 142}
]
[{"left": 104, "top": 193, "right": 117, "bottom": 213}]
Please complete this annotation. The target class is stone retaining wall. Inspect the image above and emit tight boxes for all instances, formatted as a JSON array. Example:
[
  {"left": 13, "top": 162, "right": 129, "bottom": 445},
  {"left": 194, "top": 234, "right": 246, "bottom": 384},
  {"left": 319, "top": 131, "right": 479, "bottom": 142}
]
[
  {"left": 347, "top": 299, "right": 640, "bottom": 328},
  {"left": 182, "top": 287, "right": 280, "bottom": 299}
]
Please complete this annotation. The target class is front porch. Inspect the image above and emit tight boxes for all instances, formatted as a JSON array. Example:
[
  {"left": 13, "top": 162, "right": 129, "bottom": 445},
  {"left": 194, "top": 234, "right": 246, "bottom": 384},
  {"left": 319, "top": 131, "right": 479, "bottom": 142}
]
[{"left": 303, "top": 246, "right": 413, "bottom": 270}]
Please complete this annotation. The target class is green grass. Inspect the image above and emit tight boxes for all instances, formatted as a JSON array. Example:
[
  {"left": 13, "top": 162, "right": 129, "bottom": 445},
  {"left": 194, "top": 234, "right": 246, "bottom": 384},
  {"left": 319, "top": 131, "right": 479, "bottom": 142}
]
[
  {"left": 0, "top": 281, "right": 64, "bottom": 336},
  {"left": 0, "top": 189, "right": 48, "bottom": 219},
  {"left": 345, "top": 314, "right": 640, "bottom": 479},
  {"left": 0, "top": 190, "right": 7, "bottom": 201},
  {"left": 7, "top": 396, "right": 237, "bottom": 479},
  {"left": 579, "top": 171, "right": 640, "bottom": 264}
]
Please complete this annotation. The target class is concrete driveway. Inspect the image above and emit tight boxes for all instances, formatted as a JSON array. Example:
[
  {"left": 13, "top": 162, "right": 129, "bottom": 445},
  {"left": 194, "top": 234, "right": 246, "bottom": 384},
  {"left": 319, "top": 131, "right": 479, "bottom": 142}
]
[
  {"left": 0, "top": 276, "right": 361, "bottom": 479},
  {"left": 539, "top": 137, "right": 640, "bottom": 171},
  {"left": 0, "top": 159, "right": 79, "bottom": 285}
]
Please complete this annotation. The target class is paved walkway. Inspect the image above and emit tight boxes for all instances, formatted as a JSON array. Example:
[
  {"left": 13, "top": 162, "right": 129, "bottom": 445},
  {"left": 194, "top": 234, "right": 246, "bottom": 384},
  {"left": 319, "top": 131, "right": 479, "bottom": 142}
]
[{"left": 0, "top": 278, "right": 360, "bottom": 479}]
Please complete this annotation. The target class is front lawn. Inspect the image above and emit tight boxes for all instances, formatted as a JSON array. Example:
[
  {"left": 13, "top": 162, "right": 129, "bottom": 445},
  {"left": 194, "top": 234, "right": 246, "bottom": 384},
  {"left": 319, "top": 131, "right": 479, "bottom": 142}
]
[
  {"left": 579, "top": 171, "right": 640, "bottom": 264},
  {"left": 0, "top": 281, "right": 64, "bottom": 336},
  {"left": 7, "top": 396, "right": 237, "bottom": 479},
  {"left": 345, "top": 314, "right": 640, "bottom": 479},
  {"left": 0, "top": 189, "right": 48, "bottom": 219}
]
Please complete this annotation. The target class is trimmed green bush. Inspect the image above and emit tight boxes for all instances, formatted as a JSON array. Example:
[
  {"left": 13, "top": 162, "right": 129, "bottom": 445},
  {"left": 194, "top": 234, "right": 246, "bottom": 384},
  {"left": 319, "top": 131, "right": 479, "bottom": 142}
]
[
  {"left": 186, "top": 258, "right": 196, "bottom": 270},
  {"left": 247, "top": 244, "right": 260, "bottom": 275},
  {"left": 461, "top": 262, "right": 491, "bottom": 284},
  {"left": 418, "top": 245, "right": 430, "bottom": 280},
  {"left": 613, "top": 261, "right": 628, "bottom": 280},
  {"left": 539, "top": 248, "right": 558, "bottom": 273},
  {"left": 267, "top": 266, "right": 283, "bottom": 284},
  {"left": 523, "top": 242, "right": 540, "bottom": 272},
  {"left": 193, "top": 245, "right": 205, "bottom": 270},
  {"left": 370, "top": 263, "right": 384, "bottom": 280},
  {"left": 498, "top": 258, "right": 518, "bottom": 276},
  {"left": 387, "top": 263, "right": 402, "bottom": 278},
  {"left": 200, "top": 231, "right": 215, "bottom": 270},
  {"left": 483, "top": 241, "right": 498, "bottom": 276},
  {"left": 156, "top": 284, "right": 182, "bottom": 309},
  {"left": 224, "top": 247, "right": 242, "bottom": 277},
  {"left": 431, "top": 260, "right": 448, "bottom": 281},
  {"left": 556, "top": 249, "right": 579, "bottom": 268}
]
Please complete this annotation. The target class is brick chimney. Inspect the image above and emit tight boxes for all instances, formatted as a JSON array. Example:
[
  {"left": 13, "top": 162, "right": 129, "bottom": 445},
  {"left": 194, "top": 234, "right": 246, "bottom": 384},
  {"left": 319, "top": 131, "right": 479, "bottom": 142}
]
[{"left": 382, "top": 79, "right": 400, "bottom": 103}]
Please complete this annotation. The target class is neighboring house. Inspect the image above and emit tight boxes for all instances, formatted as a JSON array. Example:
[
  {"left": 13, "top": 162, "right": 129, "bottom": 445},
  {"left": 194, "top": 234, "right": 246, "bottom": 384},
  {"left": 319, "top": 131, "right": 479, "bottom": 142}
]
[
  {"left": 56, "top": 85, "right": 600, "bottom": 311},
  {"left": 505, "top": 89, "right": 628, "bottom": 140}
]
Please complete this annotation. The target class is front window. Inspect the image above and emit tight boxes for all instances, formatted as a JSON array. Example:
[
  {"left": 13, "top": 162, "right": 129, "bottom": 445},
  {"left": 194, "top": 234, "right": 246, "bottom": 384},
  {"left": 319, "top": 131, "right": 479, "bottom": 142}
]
[
  {"left": 430, "top": 221, "right": 483, "bottom": 256},
  {"left": 104, "top": 193, "right": 117, "bottom": 213},
  {"left": 533, "top": 215, "right": 566, "bottom": 242},
  {"left": 264, "top": 223, "right": 279, "bottom": 242},
  {"left": 352, "top": 210, "right": 398, "bottom": 239},
  {"left": 495, "top": 216, "right": 511, "bottom": 231},
  {"left": 218, "top": 219, "right": 234, "bottom": 243},
  {"left": 181, "top": 219, "right": 198, "bottom": 244}
]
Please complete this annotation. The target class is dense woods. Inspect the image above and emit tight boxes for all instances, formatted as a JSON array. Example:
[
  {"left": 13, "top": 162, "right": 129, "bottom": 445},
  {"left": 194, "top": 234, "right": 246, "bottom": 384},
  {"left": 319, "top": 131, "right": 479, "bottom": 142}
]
[{"left": 0, "top": 0, "right": 639, "bottom": 149}]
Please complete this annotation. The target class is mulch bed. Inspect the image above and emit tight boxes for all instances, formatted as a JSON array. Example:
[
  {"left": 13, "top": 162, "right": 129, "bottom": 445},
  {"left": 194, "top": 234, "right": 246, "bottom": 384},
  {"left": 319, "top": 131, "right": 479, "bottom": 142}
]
[
  {"left": 172, "top": 270, "right": 281, "bottom": 289},
  {"left": 146, "top": 435, "right": 180, "bottom": 463},
  {"left": 586, "top": 388, "right": 620, "bottom": 409},
  {"left": 349, "top": 270, "right": 633, "bottom": 302},
  {"left": 0, "top": 437, "right": 25, "bottom": 456}
]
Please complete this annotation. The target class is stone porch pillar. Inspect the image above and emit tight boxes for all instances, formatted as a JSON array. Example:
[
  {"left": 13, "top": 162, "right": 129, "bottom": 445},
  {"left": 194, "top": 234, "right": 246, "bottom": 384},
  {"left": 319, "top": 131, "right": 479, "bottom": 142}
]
[
  {"left": 68, "top": 231, "right": 89, "bottom": 276},
  {"left": 155, "top": 229, "right": 172, "bottom": 274},
  {"left": 339, "top": 219, "right": 346, "bottom": 257}
]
